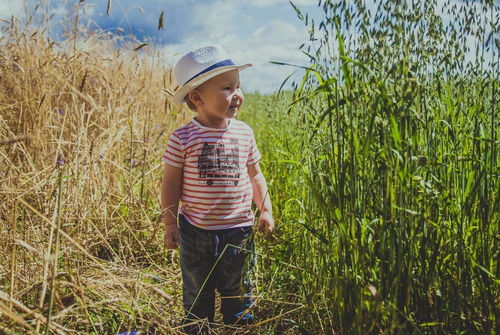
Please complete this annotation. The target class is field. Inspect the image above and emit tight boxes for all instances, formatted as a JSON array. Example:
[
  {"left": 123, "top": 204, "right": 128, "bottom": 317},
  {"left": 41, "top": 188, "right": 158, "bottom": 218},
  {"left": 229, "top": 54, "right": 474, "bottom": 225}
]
[{"left": 0, "top": 0, "right": 498, "bottom": 334}]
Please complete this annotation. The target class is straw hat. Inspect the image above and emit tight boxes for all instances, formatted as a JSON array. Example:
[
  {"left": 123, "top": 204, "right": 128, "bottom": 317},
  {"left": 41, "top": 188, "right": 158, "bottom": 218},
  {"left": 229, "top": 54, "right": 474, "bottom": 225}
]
[{"left": 173, "top": 45, "right": 251, "bottom": 104}]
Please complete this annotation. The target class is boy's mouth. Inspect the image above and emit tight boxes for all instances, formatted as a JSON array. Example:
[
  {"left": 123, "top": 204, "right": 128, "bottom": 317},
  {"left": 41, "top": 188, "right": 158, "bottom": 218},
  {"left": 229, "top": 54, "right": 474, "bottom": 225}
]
[{"left": 229, "top": 105, "right": 239, "bottom": 112}]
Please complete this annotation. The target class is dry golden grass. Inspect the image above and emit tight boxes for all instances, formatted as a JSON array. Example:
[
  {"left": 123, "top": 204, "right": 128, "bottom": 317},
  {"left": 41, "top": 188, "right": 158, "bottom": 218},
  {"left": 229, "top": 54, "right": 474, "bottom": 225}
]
[{"left": 0, "top": 16, "right": 197, "bottom": 334}]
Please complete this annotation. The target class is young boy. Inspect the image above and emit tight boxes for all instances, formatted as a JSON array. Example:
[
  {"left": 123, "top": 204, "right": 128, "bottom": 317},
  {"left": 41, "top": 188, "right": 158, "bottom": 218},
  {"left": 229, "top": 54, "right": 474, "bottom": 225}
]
[{"left": 161, "top": 45, "right": 274, "bottom": 334}]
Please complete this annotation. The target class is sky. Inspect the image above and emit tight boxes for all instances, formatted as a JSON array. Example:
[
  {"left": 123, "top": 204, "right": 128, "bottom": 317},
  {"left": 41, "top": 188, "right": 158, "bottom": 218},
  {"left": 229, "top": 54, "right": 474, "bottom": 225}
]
[
  {"left": 0, "top": 1, "right": 497, "bottom": 94},
  {"left": 0, "top": 0, "right": 323, "bottom": 94}
]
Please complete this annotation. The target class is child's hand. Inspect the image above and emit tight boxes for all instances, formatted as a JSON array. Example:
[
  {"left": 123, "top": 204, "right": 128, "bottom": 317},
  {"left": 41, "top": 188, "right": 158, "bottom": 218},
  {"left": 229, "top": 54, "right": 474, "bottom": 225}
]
[
  {"left": 257, "top": 211, "right": 274, "bottom": 237},
  {"left": 164, "top": 224, "right": 180, "bottom": 249}
]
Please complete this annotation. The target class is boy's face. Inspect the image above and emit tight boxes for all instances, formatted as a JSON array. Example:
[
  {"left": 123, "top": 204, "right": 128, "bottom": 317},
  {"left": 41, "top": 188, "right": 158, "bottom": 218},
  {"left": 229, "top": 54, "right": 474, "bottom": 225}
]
[{"left": 191, "top": 69, "right": 243, "bottom": 121}]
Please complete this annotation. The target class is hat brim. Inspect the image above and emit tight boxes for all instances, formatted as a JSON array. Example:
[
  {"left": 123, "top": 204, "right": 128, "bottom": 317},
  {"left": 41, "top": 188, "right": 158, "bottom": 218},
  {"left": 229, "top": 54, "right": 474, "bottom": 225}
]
[{"left": 173, "top": 64, "right": 252, "bottom": 104}]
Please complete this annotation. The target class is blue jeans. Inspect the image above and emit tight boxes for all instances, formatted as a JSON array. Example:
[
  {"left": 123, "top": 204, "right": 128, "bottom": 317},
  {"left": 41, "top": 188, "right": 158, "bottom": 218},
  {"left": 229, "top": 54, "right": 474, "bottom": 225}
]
[{"left": 179, "top": 214, "right": 255, "bottom": 329}]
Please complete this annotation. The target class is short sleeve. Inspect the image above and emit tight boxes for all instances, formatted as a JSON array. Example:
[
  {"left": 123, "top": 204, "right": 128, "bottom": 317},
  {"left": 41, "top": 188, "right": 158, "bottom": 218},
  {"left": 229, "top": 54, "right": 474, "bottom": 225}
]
[
  {"left": 246, "top": 130, "right": 261, "bottom": 166},
  {"left": 162, "top": 132, "right": 184, "bottom": 167}
]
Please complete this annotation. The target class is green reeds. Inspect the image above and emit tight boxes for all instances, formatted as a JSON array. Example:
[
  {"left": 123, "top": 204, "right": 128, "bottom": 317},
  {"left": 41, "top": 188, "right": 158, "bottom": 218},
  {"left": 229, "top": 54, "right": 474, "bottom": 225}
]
[{"left": 240, "top": 0, "right": 498, "bottom": 333}]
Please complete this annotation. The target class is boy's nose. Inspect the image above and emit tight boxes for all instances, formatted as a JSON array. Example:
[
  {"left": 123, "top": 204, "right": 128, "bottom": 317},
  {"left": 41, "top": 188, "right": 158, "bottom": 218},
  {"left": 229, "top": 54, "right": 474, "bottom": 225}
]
[{"left": 232, "top": 90, "right": 243, "bottom": 102}]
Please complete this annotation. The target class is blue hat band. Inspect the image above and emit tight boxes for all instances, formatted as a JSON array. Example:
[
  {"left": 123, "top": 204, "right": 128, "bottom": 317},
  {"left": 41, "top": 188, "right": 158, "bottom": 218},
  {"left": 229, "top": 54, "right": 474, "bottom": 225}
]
[{"left": 183, "top": 59, "right": 235, "bottom": 86}]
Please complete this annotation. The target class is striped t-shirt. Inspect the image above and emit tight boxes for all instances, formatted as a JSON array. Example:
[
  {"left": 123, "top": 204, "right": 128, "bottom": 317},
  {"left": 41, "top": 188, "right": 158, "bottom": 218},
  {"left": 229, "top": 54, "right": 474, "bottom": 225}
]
[{"left": 162, "top": 118, "right": 261, "bottom": 230}]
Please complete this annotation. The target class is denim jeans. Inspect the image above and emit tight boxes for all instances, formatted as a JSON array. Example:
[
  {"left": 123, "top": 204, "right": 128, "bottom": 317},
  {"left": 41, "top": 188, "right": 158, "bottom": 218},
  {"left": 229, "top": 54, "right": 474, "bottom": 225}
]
[{"left": 178, "top": 214, "right": 255, "bottom": 331}]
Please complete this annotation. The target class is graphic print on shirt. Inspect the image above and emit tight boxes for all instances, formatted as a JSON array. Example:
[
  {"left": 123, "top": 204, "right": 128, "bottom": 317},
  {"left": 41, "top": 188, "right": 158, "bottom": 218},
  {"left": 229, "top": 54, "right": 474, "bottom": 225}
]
[{"left": 198, "top": 138, "right": 240, "bottom": 186}]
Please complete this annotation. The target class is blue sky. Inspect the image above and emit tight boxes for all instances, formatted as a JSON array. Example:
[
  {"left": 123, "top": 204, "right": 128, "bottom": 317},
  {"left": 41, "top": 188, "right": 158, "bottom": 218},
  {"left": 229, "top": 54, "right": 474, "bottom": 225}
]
[
  {"left": 0, "top": 0, "right": 322, "bottom": 94},
  {"left": 0, "top": 1, "right": 497, "bottom": 94}
]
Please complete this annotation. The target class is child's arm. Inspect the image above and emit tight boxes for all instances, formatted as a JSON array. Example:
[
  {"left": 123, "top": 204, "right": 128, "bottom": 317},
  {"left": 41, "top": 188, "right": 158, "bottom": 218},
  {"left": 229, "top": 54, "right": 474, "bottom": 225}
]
[
  {"left": 161, "top": 164, "right": 183, "bottom": 249},
  {"left": 248, "top": 162, "right": 274, "bottom": 236}
]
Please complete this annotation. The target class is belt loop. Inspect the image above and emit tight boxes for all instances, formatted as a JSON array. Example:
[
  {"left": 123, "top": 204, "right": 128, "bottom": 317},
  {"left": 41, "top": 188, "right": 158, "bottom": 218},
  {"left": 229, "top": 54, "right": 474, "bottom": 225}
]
[{"left": 214, "top": 233, "right": 220, "bottom": 258}]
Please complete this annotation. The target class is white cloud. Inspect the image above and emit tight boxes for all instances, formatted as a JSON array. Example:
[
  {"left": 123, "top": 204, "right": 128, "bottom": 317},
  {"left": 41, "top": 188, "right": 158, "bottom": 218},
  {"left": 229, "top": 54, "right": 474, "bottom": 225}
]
[
  {"left": 230, "top": 17, "right": 311, "bottom": 93},
  {"left": 0, "top": 1, "right": 24, "bottom": 19},
  {"left": 189, "top": 1, "right": 240, "bottom": 40},
  {"left": 52, "top": 4, "right": 69, "bottom": 18},
  {"left": 160, "top": 1, "right": 311, "bottom": 94},
  {"left": 80, "top": 3, "right": 96, "bottom": 18},
  {"left": 249, "top": 0, "right": 317, "bottom": 7},
  {"left": 253, "top": 19, "right": 298, "bottom": 41}
]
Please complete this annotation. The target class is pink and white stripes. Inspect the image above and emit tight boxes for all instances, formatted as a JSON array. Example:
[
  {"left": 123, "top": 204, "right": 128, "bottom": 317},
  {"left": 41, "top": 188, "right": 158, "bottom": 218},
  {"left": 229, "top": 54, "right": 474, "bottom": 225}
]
[{"left": 163, "top": 118, "right": 261, "bottom": 230}]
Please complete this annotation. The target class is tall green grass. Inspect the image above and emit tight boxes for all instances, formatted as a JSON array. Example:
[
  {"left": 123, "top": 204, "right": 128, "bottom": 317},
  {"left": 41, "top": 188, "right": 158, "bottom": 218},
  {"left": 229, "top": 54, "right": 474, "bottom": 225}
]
[{"left": 241, "top": 0, "right": 498, "bottom": 333}]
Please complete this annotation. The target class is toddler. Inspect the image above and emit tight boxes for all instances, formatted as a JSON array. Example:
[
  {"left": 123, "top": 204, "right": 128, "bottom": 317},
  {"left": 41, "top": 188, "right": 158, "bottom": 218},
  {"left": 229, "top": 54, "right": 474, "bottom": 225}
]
[{"left": 161, "top": 45, "right": 274, "bottom": 334}]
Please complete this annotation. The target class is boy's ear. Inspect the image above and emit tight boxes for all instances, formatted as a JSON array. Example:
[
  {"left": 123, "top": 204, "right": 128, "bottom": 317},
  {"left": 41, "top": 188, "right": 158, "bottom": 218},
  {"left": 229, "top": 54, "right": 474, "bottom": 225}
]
[{"left": 187, "top": 89, "right": 203, "bottom": 107}]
